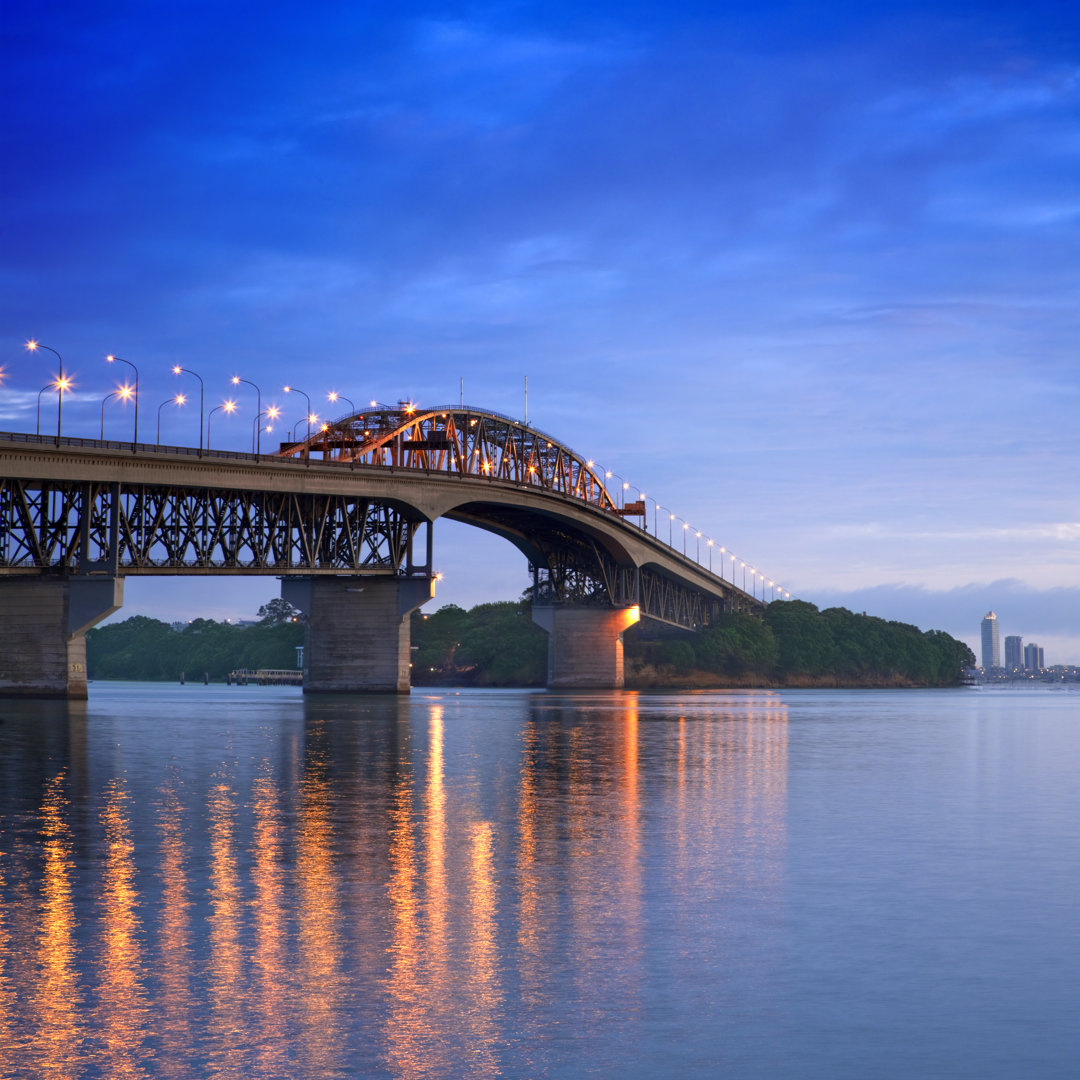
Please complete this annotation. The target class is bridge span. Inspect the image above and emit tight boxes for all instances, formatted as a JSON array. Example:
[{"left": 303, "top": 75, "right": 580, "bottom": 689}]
[{"left": 0, "top": 405, "right": 766, "bottom": 697}]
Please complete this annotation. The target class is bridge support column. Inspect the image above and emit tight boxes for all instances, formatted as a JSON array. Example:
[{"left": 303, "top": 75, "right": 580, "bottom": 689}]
[
  {"left": 0, "top": 577, "right": 124, "bottom": 699},
  {"left": 532, "top": 604, "right": 641, "bottom": 689},
  {"left": 282, "top": 576, "right": 435, "bottom": 693}
]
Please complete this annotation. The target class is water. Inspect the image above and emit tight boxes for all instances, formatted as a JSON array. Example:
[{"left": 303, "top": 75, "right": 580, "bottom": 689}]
[{"left": 1, "top": 684, "right": 1077, "bottom": 1079}]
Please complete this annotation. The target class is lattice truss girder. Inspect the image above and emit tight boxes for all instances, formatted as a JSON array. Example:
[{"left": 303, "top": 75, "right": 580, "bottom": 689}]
[
  {"left": 0, "top": 479, "right": 424, "bottom": 573},
  {"left": 287, "top": 407, "right": 619, "bottom": 514},
  {"left": 527, "top": 528, "right": 735, "bottom": 630}
]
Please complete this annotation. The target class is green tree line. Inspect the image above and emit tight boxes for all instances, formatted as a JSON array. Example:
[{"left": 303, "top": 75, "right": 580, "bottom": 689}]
[
  {"left": 86, "top": 601, "right": 305, "bottom": 682},
  {"left": 632, "top": 600, "right": 974, "bottom": 686},
  {"left": 87, "top": 597, "right": 974, "bottom": 687}
]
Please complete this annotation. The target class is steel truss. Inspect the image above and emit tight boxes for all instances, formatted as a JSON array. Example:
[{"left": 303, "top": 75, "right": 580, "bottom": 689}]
[
  {"left": 0, "top": 478, "right": 428, "bottom": 575},
  {"left": 527, "top": 528, "right": 750, "bottom": 630},
  {"left": 282, "top": 405, "right": 618, "bottom": 512}
]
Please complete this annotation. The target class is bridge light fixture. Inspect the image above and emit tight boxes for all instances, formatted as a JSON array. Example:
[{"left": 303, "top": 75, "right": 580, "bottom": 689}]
[
  {"left": 106, "top": 353, "right": 142, "bottom": 449},
  {"left": 370, "top": 400, "right": 378, "bottom": 407},
  {"left": 327, "top": 391, "right": 355, "bottom": 414},
  {"left": 27, "top": 341, "right": 67, "bottom": 443},
  {"left": 434, "top": 571, "right": 444, "bottom": 581},
  {"left": 605, "top": 471, "right": 612, "bottom": 478},
  {"left": 586, "top": 460, "right": 594, "bottom": 468}
]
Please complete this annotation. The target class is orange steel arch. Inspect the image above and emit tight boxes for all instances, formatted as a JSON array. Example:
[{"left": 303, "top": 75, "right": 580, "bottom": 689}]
[{"left": 278, "top": 405, "right": 621, "bottom": 514}]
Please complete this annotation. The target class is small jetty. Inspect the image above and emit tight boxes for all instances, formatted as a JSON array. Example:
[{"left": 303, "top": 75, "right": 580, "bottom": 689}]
[{"left": 227, "top": 668, "right": 303, "bottom": 686}]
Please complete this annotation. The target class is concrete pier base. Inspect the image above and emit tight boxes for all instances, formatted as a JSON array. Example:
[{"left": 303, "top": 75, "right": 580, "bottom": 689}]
[
  {"left": 0, "top": 577, "right": 124, "bottom": 699},
  {"left": 282, "top": 575, "right": 435, "bottom": 693},
  {"left": 532, "top": 604, "right": 641, "bottom": 689}
]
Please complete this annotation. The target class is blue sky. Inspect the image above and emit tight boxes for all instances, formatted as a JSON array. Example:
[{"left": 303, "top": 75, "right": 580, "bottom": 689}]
[{"left": 3, "top": 1, "right": 1078, "bottom": 662}]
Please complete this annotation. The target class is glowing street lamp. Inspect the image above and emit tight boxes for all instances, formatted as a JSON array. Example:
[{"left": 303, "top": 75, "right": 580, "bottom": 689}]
[
  {"left": 157, "top": 394, "right": 186, "bottom": 444},
  {"left": 207, "top": 399, "right": 237, "bottom": 449},
  {"left": 100, "top": 384, "right": 135, "bottom": 440},
  {"left": 172, "top": 366, "right": 205, "bottom": 453},
  {"left": 253, "top": 405, "right": 281, "bottom": 452},
  {"left": 106, "top": 355, "right": 140, "bottom": 447},
  {"left": 707, "top": 537, "right": 714, "bottom": 572},
  {"left": 327, "top": 390, "right": 354, "bottom": 416},
  {"left": 231, "top": 376, "right": 262, "bottom": 456},
  {"left": 283, "top": 385, "right": 312, "bottom": 442},
  {"left": 26, "top": 341, "right": 67, "bottom": 444}
]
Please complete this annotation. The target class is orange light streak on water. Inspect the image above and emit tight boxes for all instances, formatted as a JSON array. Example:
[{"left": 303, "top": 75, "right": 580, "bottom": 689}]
[
  {"left": 95, "top": 779, "right": 151, "bottom": 1079},
  {"left": 251, "top": 769, "right": 289, "bottom": 1076},
  {"left": 297, "top": 726, "right": 344, "bottom": 1075},
  {"left": 31, "top": 772, "right": 85, "bottom": 1079},
  {"left": 154, "top": 783, "right": 195, "bottom": 1079},
  {"left": 206, "top": 775, "right": 247, "bottom": 1078}
]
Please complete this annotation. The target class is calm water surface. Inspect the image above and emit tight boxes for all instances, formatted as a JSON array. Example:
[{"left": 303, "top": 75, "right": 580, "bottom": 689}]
[{"left": 1, "top": 684, "right": 1077, "bottom": 1078}]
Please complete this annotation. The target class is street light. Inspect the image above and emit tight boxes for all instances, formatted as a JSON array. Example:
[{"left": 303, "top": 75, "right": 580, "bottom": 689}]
[
  {"left": 172, "top": 366, "right": 205, "bottom": 454},
  {"left": 26, "top": 341, "right": 67, "bottom": 444},
  {"left": 101, "top": 384, "right": 134, "bottom": 440},
  {"left": 207, "top": 399, "right": 237, "bottom": 449},
  {"left": 327, "top": 390, "right": 354, "bottom": 416},
  {"left": 36, "top": 382, "right": 54, "bottom": 436},
  {"left": 231, "top": 376, "right": 262, "bottom": 456},
  {"left": 253, "top": 405, "right": 281, "bottom": 453},
  {"left": 106, "top": 355, "right": 140, "bottom": 447},
  {"left": 283, "top": 385, "right": 312, "bottom": 442},
  {"left": 157, "top": 394, "right": 186, "bottom": 444}
]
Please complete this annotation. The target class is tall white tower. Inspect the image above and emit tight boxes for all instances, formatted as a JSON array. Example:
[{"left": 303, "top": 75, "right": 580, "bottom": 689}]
[{"left": 981, "top": 611, "right": 1001, "bottom": 669}]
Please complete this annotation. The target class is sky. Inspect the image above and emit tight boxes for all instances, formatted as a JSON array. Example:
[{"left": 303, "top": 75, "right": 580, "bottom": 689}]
[{"left": 2, "top": 1, "right": 1078, "bottom": 662}]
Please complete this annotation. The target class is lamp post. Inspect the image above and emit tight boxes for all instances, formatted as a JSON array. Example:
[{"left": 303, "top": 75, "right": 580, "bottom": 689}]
[
  {"left": 26, "top": 341, "right": 67, "bottom": 444},
  {"left": 100, "top": 391, "right": 118, "bottom": 440},
  {"left": 157, "top": 394, "right": 186, "bottom": 444},
  {"left": 252, "top": 405, "right": 281, "bottom": 453},
  {"left": 36, "top": 382, "right": 54, "bottom": 436},
  {"left": 327, "top": 391, "right": 354, "bottom": 416},
  {"left": 231, "top": 376, "right": 262, "bottom": 457},
  {"left": 172, "top": 366, "right": 204, "bottom": 454},
  {"left": 207, "top": 400, "right": 237, "bottom": 450},
  {"left": 100, "top": 385, "right": 134, "bottom": 439},
  {"left": 283, "top": 385, "right": 311, "bottom": 441},
  {"left": 106, "top": 355, "right": 140, "bottom": 448}
]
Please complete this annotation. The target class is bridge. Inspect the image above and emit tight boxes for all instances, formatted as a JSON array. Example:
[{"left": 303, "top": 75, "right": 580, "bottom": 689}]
[{"left": 0, "top": 404, "right": 768, "bottom": 698}]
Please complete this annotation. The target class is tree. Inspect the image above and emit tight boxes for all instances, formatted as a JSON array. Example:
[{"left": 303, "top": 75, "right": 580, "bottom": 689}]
[{"left": 256, "top": 597, "right": 302, "bottom": 625}]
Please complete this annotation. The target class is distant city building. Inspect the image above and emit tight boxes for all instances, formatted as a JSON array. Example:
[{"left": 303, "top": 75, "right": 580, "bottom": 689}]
[
  {"left": 1004, "top": 635, "right": 1023, "bottom": 670},
  {"left": 981, "top": 611, "right": 1001, "bottom": 669},
  {"left": 1024, "top": 642, "right": 1044, "bottom": 671}
]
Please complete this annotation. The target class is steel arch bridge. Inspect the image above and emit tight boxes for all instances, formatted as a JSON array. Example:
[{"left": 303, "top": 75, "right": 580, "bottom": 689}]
[{"left": 0, "top": 405, "right": 765, "bottom": 629}]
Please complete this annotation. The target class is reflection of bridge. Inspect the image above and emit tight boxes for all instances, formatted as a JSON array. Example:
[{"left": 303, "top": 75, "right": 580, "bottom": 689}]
[{"left": 0, "top": 406, "right": 765, "bottom": 697}]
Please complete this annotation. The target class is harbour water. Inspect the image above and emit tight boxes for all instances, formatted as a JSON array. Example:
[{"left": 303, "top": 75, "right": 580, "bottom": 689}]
[{"left": 1, "top": 684, "right": 1077, "bottom": 1078}]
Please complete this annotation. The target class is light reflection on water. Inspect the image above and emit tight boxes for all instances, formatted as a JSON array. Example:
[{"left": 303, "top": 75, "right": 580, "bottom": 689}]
[{"left": 0, "top": 684, "right": 1077, "bottom": 1078}]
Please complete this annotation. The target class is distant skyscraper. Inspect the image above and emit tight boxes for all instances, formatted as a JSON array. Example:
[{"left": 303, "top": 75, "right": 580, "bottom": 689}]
[
  {"left": 981, "top": 611, "right": 1001, "bottom": 669},
  {"left": 1024, "top": 642, "right": 1044, "bottom": 671},
  {"left": 1005, "top": 635, "right": 1023, "bottom": 670}
]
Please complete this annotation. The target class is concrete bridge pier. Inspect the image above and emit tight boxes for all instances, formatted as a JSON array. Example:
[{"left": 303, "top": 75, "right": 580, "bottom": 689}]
[
  {"left": 532, "top": 604, "right": 641, "bottom": 689},
  {"left": 282, "top": 575, "right": 435, "bottom": 693},
  {"left": 0, "top": 577, "right": 124, "bottom": 699}
]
